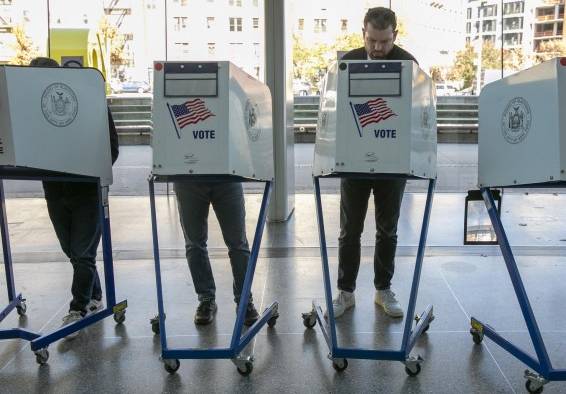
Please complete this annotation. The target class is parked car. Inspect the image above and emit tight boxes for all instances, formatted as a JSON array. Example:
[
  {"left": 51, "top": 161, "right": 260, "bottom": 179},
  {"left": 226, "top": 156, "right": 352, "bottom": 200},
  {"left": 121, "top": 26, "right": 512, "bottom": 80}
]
[
  {"left": 118, "top": 80, "right": 151, "bottom": 93},
  {"left": 435, "top": 83, "right": 457, "bottom": 96},
  {"left": 293, "top": 80, "right": 311, "bottom": 96}
]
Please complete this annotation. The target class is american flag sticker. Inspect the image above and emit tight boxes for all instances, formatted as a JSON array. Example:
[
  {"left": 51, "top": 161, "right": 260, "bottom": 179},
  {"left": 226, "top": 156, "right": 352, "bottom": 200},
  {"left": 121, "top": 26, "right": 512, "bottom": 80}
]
[
  {"left": 167, "top": 99, "right": 215, "bottom": 138},
  {"left": 350, "top": 98, "right": 397, "bottom": 137}
]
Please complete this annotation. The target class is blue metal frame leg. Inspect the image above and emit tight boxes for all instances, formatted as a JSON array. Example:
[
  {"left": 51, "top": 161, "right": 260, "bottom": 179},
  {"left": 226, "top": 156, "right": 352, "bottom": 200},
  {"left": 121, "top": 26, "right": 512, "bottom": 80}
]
[
  {"left": 149, "top": 178, "right": 278, "bottom": 375},
  {"left": 468, "top": 188, "right": 566, "bottom": 391},
  {"left": 304, "top": 176, "right": 435, "bottom": 375},
  {"left": 0, "top": 180, "right": 41, "bottom": 344}
]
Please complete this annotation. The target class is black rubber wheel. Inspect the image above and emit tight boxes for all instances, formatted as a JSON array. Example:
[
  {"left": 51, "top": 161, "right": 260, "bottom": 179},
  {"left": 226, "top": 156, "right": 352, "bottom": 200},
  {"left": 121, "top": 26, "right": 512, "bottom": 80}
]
[
  {"left": 302, "top": 315, "right": 316, "bottom": 329},
  {"left": 164, "top": 359, "right": 180, "bottom": 374},
  {"left": 267, "top": 315, "right": 278, "bottom": 328},
  {"left": 151, "top": 320, "right": 160, "bottom": 335},
  {"left": 471, "top": 331, "right": 483, "bottom": 345},
  {"left": 525, "top": 380, "right": 544, "bottom": 394},
  {"left": 35, "top": 349, "right": 49, "bottom": 365},
  {"left": 405, "top": 363, "right": 422, "bottom": 377},
  {"left": 237, "top": 360, "right": 254, "bottom": 376},
  {"left": 332, "top": 358, "right": 348, "bottom": 372},
  {"left": 422, "top": 324, "right": 430, "bottom": 334},
  {"left": 114, "top": 312, "right": 126, "bottom": 324},
  {"left": 16, "top": 301, "right": 27, "bottom": 316}
]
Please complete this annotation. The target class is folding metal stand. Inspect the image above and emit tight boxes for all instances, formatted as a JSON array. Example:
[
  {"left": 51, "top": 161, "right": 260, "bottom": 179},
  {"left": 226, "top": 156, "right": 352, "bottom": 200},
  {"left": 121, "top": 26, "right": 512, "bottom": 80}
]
[
  {"left": 302, "top": 173, "right": 435, "bottom": 375},
  {"left": 0, "top": 170, "right": 127, "bottom": 365},
  {"left": 470, "top": 186, "right": 566, "bottom": 394},
  {"left": 148, "top": 174, "right": 279, "bottom": 375}
]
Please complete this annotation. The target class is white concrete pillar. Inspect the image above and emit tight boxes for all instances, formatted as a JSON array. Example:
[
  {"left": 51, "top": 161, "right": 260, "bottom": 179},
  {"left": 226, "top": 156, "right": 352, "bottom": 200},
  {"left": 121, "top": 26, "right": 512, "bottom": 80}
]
[{"left": 264, "top": 0, "right": 295, "bottom": 222}]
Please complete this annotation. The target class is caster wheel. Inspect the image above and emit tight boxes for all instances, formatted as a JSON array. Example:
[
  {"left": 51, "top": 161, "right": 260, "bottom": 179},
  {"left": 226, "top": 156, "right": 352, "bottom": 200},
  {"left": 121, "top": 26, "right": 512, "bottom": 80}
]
[
  {"left": 405, "top": 363, "right": 421, "bottom": 377},
  {"left": 16, "top": 301, "right": 27, "bottom": 316},
  {"left": 163, "top": 359, "right": 180, "bottom": 374},
  {"left": 332, "top": 358, "right": 348, "bottom": 372},
  {"left": 302, "top": 313, "right": 316, "bottom": 329},
  {"left": 267, "top": 315, "right": 278, "bottom": 328},
  {"left": 422, "top": 324, "right": 430, "bottom": 334},
  {"left": 151, "top": 319, "right": 160, "bottom": 335},
  {"left": 236, "top": 360, "right": 254, "bottom": 376},
  {"left": 114, "top": 311, "right": 126, "bottom": 324},
  {"left": 525, "top": 380, "right": 544, "bottom": 394},
  {"left": 35, "top": 349, "right": 49, "bottom": 365},
  {"left": 471, "top": 329, "right": 483, "bottom": 345}
]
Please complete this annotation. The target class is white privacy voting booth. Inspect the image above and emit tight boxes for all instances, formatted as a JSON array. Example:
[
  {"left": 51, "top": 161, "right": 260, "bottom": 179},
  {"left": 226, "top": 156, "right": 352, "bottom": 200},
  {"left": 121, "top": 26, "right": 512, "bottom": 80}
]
[
  {"left": 478, "top": 58, "right": 566, "bottom": 187},
  {"left": 152, "top": 61, "right": 274, "bottom": 180},
  {"left": 304, "top": 60, "right": 437, "bottom": 375},
  {"left": 313, "top": 60, "right": 437, "bottom": 178},
  {"left": 148, "top": 61, "right": 279, "bottom": 374},
  {"left": 0, "top": 66, "right": 112, "bottom": 185},
  {"left": 469, "top": 58, "right": 566, "bottom": 392}
]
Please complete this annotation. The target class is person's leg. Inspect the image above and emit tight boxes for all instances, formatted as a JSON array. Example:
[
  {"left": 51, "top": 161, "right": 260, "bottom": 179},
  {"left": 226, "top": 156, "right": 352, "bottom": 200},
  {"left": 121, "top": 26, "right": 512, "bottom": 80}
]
[
  {"left": 43, "top": 182, "right": 72, "bottom": 260},
  {"left": 372, "top": 179, "right": 406, "bottom": 290},
  {"left": 67, "top": 188, "right": 102, "bottom": 315},
  {"left": 174, "top": 182, "right": 216, "bottom": 301},
  {"left": 337, "top": 178, "right": 371, "bottom": 292},
  {"left": 210, "top": 182, "right": 250, "bottom": 304},
  {"left": 372, "top": 179, "right": 406, "bottom": 318}
]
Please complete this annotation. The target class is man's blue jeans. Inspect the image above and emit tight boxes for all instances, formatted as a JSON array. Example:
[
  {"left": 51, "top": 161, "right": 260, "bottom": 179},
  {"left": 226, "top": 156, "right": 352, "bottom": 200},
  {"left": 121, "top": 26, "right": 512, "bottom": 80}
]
[{"left": 174, "top": 181, "right": 251, "bottom": 304}]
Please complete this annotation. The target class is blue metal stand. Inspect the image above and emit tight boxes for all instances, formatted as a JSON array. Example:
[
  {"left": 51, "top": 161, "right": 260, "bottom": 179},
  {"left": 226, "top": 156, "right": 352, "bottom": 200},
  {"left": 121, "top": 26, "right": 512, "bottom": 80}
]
[
  {"left": 303, "top": 173, "right": 436, "bottom": 375},
  {"left": 0, "top": 173, "right": 127, "bottom": 366},
  {"left": 148, "top": 175, "right": 279, "bottom": 375},
  {"left": 469, "top": 187, "right": 566, "bottom": 393}
]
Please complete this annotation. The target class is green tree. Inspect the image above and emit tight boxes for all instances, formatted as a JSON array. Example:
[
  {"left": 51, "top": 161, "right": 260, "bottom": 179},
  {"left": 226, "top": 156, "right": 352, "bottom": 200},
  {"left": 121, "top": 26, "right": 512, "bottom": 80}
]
[
  {"left": 97, "top": 17, "right": 128, "bottom": 79},
  {"left": 429, "top": 65, "right": 444, "bottom": 82},
  {"left": 448, "top": 43, "right": 476, "bottom": 88},
  {"left": 10, "top": 25, "right": 39, "bottom": 65},
  {"left": 534, "top": 39, "right": 566, "bottom": 63}
]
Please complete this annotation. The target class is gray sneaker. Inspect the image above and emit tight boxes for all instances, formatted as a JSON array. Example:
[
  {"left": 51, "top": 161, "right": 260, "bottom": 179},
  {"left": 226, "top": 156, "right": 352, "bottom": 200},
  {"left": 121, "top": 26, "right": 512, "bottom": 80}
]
[
  {"left": 325, "top": 290, "right": 355, "bottom": 319},
  {"left": 61, "top": 310, "right": 84, "bottom": 340},
  {"left": 375, "top": 289, "right": 404, "bottom": 318}
]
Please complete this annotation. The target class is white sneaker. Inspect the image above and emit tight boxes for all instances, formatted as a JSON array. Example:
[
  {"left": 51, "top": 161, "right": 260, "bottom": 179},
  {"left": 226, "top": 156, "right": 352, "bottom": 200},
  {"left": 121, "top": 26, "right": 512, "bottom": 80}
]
[
  {"left": 86, "top": 298, "right": 103, "bottom": 314},
  {"left": 375, "top": 289, "right": 404, "bottom": 318},
  {"left": 61, "top": 310, "right": 84, "bottom": 340},
  {"left": 325, "top": 290, "right": 355, "bottom": 319}
]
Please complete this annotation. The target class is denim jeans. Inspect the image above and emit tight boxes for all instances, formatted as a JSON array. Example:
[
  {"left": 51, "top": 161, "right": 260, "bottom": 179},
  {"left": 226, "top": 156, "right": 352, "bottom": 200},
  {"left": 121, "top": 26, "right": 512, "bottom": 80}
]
[
  {"left": 174, "top": 181, "right": 251, "bottom": 304},
  {"left": 337, "top": 178, "right": 406, "bottom": 292},
  {"left": 43, "top": 182, "right": 102, "bottom": 314}
]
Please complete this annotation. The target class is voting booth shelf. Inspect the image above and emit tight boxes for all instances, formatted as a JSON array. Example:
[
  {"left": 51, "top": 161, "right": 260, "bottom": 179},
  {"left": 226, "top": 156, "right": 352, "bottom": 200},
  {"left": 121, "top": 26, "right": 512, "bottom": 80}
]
[
  {"left": 470, "top": 58, "right": 566, "bottom": 393},
  {"left": 148, "top": 61, "right": 278, "bottom": 375},
  {"left": 0, "top": 66, "right": 127, "bottom": 365},
  {"left": 303, "top": 60, "right": 437, "bottom": 376}
]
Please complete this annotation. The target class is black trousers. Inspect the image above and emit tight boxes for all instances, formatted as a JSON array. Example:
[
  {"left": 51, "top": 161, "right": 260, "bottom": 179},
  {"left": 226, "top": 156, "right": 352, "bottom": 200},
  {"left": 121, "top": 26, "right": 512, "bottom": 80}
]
[
  {"left": 337, "top": 178, "right": 406, "bottom": 292},
  {"left": 43, "top": 182, "right": 103, "bottom": 314}
]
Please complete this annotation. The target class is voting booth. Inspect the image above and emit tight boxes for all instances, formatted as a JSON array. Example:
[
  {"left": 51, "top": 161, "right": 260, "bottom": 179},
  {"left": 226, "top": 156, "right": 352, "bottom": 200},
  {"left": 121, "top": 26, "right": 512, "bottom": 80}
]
[
  {"left": 304, "top": 60, "right": 437, "bottom": 376},
  {"left": 469, "top": 58, "right": 566, "bottom": 393},
  {"left": 0, "top": 66, "right": 126, "bottom": 365},
  {"left": 0, "top": 66, "right": 113, "bottom": 186},
  {"left": 313, "top": 60, "right": 437, "bottom": 178},
  {"left": 148, "top": 61, "right": 278, "bottom": 375},
  {"left": 478, "top": 57, "right": 566, "bottom": 188},
  {"left": 151, "top": 61, "right": 273, "bottom": 180}
]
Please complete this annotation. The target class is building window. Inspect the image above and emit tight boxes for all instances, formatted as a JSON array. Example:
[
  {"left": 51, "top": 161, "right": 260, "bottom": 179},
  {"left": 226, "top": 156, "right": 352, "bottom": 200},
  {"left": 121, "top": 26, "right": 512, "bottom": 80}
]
[
  {"left": 465, "top": 36, "right": 471, "bottom": 45},
  {"left": 253, "top": 42, "right": 260, "bottom": 58},
  {"left": 466, "top": 22, "right": 471, "bottom": 34},
  {"left": 503, "top": 32, "right": 522, "bottom": 46},
  {"left": 503, "top": 17, "right": 523, "bottom": 31},
  {"left": 180, "top": 0, "right": 188, "bottom": 6},
  {"left": 229, "top": 17, "right": 242, "bottom": 31},
  {"left": 253, "top": 17, "right": 259, "bottom": 29},
  {"left": 483, "top": 5, "right": 497, "bottom": 18},
  {"left": 341, "top": 19, "right": 348, "bottom": 31},
  {"left": 208, "top": 42, "right": 216, "bottom": 54},
  {"left": 467, "top": 7, "right": 472, "bottom": 19},
  {"left": 482, "top": 20, "right": 496, "bottom": 32},
  {"left": 254, "top": 66, "right": 260, "bottom": 78},
  {"left": 207, "top": 16, "right": 215, "bottom": 28},
  {"left": 298, "top": 18, "right": 304, "bottom": 30},
  {"left": 229, "top": 0, "right": 242, "bottom": 6},
  {"left": 173, "top": 16, "right": 188, "bottom": 31},
  {"left": 0, "top": 0, "right": 13, "bottom": 4},
  {"left": 314, "top": 18, "right": 327, "bottom": 33},
  {"left": 123, "top": 33, "right": 134, "bottom": 41},
  {"left": 483, "top": 35, "right": 495, "bottom": 43},
  {"left": 503, "top": 1, "right": 524, "bottom": 15}
]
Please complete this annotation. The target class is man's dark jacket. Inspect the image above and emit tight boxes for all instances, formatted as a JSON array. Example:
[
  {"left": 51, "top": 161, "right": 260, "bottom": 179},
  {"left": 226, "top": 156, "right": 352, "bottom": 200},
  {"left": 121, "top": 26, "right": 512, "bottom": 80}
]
[{"left": 341, "top": 45, "right": 418, "bottom": 63}]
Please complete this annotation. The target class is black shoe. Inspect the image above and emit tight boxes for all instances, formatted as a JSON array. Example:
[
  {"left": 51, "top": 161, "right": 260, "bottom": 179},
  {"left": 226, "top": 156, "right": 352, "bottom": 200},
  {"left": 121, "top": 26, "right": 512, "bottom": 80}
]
[
  {"left": 242, "top": 302, "right": 259, "bottom": 326},
  {"left": 194, "top": 300, "right": 217, "bottom": 325}
]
